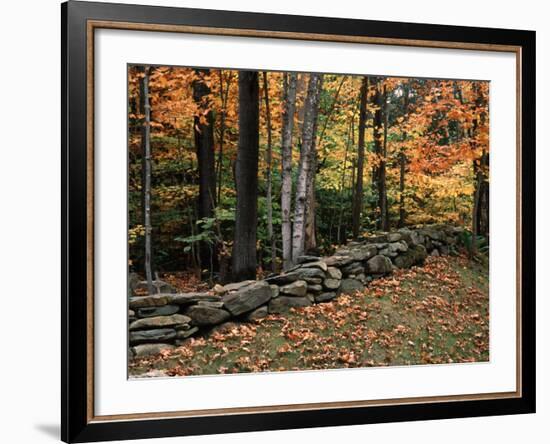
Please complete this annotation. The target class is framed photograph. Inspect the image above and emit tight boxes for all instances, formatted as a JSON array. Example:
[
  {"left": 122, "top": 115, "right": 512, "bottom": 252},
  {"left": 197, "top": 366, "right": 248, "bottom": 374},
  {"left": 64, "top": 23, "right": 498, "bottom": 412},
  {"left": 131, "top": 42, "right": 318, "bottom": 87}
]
[{"left": 62, "top": 1, "right": 535, "bottom": 442}]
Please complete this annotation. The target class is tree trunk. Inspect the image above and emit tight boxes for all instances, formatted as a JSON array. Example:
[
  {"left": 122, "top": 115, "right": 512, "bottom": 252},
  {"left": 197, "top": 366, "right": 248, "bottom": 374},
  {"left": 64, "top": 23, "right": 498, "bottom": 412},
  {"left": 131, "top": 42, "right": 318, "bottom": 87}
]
[
  {"left": 193, "top": 69, "right": 217, "bottom": 270},
  {"left": 304, "top": 76, "right": 323, "bottom": 255},
  {"left": 337, "top": 110, "right": 356, "bottom": 244},
  {"left": 478, "top": 150, "right": 490, "bottom": 237},
  {"left": 233, "top": 71, "right": 260, "bottom": 281},
  {"left": 141, "top": 66, "right": 154, "bottom": 294},
  {"left": 471, "top": 162, "right": 482, "bottom": 257},
  {"left": 352, "top": 76, "right": 369, "bottom": 239},
  {"left": 262, "top": 72, "right": 276, "bottom": 272},
  {"left": 280, "top": 73, "right": 298, "bottom": 270},
  {"left": 216, "top": 70, "right": 232, "bottom": 204},
  {"left": 372, "top": 79, "right": 382, "bottom": 195},
  {"left": 398, "top": 83, "right": 410, "bottom": 229},
  {"left": 398, "top": 151, "right": 406, "bottom": 228},
  {"left": 379, "top": 84, "right": 389, "bottom": 231},
  {"left": 292, "top": 73, "right": 322, "bottom": 263}
]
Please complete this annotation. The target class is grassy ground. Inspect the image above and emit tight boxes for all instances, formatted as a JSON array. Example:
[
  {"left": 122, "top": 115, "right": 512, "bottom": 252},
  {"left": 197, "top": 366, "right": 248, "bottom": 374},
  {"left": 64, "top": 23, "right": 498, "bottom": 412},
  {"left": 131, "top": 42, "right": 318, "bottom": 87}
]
[{"left": 129, "top": 254, "right": 489, "bottom": 377}]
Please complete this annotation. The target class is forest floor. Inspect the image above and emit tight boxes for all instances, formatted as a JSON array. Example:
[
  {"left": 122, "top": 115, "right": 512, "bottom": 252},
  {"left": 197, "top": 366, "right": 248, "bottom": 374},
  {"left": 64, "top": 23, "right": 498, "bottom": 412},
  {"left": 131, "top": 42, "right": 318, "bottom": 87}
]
[{"left": 128, "top": 254, "right": 489, "bottom": 377}]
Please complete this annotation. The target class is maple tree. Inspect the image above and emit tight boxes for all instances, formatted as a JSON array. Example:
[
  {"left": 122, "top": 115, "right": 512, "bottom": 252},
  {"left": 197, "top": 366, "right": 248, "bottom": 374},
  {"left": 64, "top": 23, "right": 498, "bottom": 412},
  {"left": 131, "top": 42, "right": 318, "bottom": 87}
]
[{"left": 127, "top": 66, "right": 489, "bottom": 279}]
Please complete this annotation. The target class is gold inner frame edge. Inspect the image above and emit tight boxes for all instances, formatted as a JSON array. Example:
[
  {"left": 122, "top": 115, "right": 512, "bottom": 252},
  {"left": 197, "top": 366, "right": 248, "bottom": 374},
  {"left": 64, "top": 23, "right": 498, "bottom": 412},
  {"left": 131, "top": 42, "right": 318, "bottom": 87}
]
[{"left": 85, "top": 19, "right": 523, "bottom": 423}]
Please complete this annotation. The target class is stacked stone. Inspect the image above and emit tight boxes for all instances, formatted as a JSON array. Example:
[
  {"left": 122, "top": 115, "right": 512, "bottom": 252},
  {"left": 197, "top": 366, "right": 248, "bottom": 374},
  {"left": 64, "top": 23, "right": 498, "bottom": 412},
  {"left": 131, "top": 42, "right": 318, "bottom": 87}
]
[{"left": 128, "top": 224, "right": 463, "bottom": 356}]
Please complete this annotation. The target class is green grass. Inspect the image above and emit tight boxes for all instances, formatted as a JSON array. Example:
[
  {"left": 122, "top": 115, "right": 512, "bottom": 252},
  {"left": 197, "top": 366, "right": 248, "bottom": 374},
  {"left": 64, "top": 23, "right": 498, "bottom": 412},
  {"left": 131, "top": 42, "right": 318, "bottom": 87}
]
[{"left": 129, "top": 254, "right": 489, "bottom": 377}]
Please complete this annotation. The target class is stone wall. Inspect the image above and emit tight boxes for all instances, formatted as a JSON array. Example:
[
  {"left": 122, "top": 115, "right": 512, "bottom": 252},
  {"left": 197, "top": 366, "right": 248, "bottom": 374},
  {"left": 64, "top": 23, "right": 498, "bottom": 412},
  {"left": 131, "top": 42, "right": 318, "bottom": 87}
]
[{"left": 128, "top": 225, "right": 464, "bottom": 357}]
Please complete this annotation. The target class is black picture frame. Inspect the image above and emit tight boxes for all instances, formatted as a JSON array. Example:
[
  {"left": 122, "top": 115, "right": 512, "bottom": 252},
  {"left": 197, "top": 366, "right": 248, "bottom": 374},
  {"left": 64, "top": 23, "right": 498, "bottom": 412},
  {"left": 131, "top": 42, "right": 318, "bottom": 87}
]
[{"left": 62, "top": 1, "right": 536, "bottom": 442}]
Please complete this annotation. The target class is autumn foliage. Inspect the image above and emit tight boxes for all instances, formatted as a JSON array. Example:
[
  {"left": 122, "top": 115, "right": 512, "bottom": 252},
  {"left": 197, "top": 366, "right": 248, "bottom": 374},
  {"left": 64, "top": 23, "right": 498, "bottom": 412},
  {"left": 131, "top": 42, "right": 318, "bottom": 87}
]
[{"left": 128, "top": 66, "right": 489, "bottom": 279}]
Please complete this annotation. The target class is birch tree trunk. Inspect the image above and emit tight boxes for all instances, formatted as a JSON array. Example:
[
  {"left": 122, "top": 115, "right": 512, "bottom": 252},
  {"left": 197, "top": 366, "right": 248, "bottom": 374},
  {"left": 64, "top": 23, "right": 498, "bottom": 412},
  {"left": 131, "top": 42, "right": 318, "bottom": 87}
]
[
  {"left": 262, "top": 72, "right": 276, "bottom": 272},
  {"left": 352, "top": 76, "right": 369, "bottom": 239},
  {"left": 292, "top": 73, "right": 322, "bottom": 263},
  {"left": 233, "top": 71, "right": 260, "bottom": 281},
  {"left": 141, "top": 66, "right": 154, "bottom": 294},
  {"left": 280, "top": 73, "right": 298, "bottom": 271}
]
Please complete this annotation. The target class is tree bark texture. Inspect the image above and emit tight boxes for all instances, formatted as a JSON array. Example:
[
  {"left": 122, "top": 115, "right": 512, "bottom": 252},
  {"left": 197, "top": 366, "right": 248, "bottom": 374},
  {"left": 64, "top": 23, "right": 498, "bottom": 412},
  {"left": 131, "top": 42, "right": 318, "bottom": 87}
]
[
  {"left": 292, "top": 73, "right": 323, "bottom": 263},
  {"left": 233, "top": 71, "right": 260, "bottom": 281},
  {"left": 352, "top": 76, "right": 369, "bottom": 239},
  {"left": 262, "top": 72, "right": 276, "bottom": 271},
  {"left": 141, "top": 66, "right": 154, "bottom": 294},
  {"left": 193, "top": 69, "right": 217, "bottom": 270},
  {"left": 280, "top": 73, "right": 298, "bottom": 270}
]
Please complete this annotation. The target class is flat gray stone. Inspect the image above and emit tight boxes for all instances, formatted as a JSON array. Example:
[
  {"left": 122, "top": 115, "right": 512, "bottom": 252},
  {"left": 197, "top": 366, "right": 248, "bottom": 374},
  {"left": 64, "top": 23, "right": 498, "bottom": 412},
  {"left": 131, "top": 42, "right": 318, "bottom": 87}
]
[
  {"left": 326, "top": 267, "right": 342, "bottom": 280},
  {"left": 129, "top": 294, "right": 171, "bottom": 309},
  {"left": 185, "top": 305, "right": 231, "bottom": 326},
  {"left": 303, "top": 277, "right": 323, "bottom": 285},
  {"left": 269, "top": 285, "right": 280, "bottom": 298},
  {"left": 175, "top": 326, "right": 199, "bottom": 339},
  {"left": 223, "top": 280, "right": 256, "bottom": 293},
  {"left": 342, "top": 262, "right": 364, "bottom": 276},
  {"left": 169, "top": 293, "right": 221, "bottom": 305},
  {"left": 349, "top": 245, "right": 377, "bottom": 261},
  {"left": 300, "top": 261, "right": 328, "bottom": 272},
  {"left": 222, "top": 281, "right": 272, "bottom": 316},
  {"left": 197, "top": 300, "right": 225, "bottom": 309},
  {"left": 136, "top": 304, "right": 179, "bottom": 318},
  {"left": 323, "top": 278, "right": 341, "bottom": 290},
  {"left": 129, "top": 314, "right": 191, "bottom": 331},
  {"left": 366, "top": 255, "right": 393, "bottom": 274},
  {"left": 280, "top": 280, "right": 307, "bottom": 297},
  {"left": 307, "top": 284, "right": 323, "bottom": 293},
  {"left": 266, "top": 267, "right": 325, "bottom": 285},
  {"left": 393, "top": 244, "right": 427, "bottom": 268},
  {"left": 324, "top": 255, "right": 354, "bottom": 267},
  {"left": 388, "top": 232, "right": 403, "bottom": 242},
  {"left": 129, "top": 328, "right": 176, "bottom": 345}
]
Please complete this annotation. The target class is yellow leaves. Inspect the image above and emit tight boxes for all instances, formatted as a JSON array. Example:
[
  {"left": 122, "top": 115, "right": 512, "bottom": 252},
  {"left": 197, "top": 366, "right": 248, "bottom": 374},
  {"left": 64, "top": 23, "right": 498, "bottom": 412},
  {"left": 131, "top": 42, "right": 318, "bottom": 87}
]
[{"left": 128, "top": 225, "right": 145, "bottom": 244}]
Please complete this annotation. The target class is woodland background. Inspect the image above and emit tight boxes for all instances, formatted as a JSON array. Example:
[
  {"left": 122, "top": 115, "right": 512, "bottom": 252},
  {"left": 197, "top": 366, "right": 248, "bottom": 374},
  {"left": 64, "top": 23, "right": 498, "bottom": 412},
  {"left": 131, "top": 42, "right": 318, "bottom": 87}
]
[{"left": 128, "top": 67, "right": 489, "bottom": 285}]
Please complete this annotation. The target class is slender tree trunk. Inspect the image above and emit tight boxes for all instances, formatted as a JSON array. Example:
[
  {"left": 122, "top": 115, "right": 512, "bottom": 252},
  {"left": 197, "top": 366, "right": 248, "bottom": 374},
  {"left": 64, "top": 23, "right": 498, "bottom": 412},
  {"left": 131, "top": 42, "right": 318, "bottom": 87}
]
[
  {"left": 338, "top": 112, "right": 355, "bottom": 244},
  {"left": 471, "top": 162, "right": 482, "bottom": 257},
  {"left": 379, "top": 84, "right": 389, "bottom": 231},
  {"left": 141, "top": 66, "right": 154, "bottom": 294},
  {"left": 193, "top": 69, "right": 217, "bottom": 270},
  {"left": 398, "top": 83, "right": 410, "bottom": 228},
  {"left": 292, "top": 73, "right": 322, "bottom": 263},
  {"left": 304, "top": 76, "right": 323, "bottom": 254},
  {"left": 478, "top": 150, "right": 490, "bottom": 237},
  {"left": 398, "top": 152, "right": 406, "bottom": 228},
  {"left": 262, "top": 72, "right": 276, "bottom": 272},
  {"left": 372, "top": 78, "right": 382, "bottom": 200},
  {"left": 305, "top": 113, "right": 319, "bottom": 253},
  {"left": 352, "top": 76, "right": 369, "bottom": 239},
  {"left": 233, "top": 71, "right": 260, "bottom": 281},
  {"left": 281, "top": 73, "right": 298, "bottom": 270},
  {"left": 471, "top": 83, "right": 489, "bottom": 254},
  {"left": 216, "top": 70, "right": 232, "bottom": 204}
]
